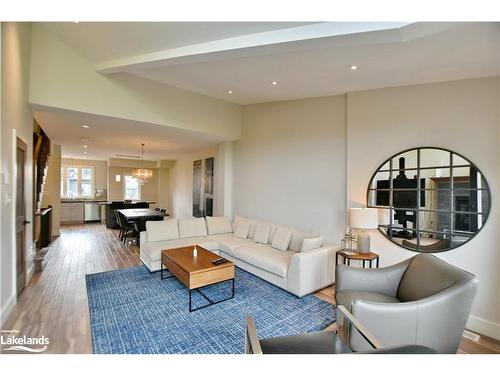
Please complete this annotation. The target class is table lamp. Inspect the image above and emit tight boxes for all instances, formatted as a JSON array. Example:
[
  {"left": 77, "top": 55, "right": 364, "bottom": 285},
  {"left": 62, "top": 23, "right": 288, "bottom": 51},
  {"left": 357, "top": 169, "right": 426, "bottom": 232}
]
[{"left": 349, "top": 208, "right": 378, "bottom": 253}]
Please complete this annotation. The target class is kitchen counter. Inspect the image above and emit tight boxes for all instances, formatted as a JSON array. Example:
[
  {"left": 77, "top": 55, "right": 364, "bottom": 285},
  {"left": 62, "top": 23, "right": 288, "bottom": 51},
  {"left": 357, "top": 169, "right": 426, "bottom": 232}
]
[{"left": 61, "top": 199, "right": 108, "bottom": 203}]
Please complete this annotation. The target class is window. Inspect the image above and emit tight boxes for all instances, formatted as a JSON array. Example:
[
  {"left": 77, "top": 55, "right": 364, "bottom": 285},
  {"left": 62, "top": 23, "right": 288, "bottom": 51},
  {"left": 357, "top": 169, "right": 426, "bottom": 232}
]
[
  {"left": 124, "top": 175, "right": 140, "bottom": 200},
  {"left": 61, "top": 166, "right": 94, "bottom": 198}
]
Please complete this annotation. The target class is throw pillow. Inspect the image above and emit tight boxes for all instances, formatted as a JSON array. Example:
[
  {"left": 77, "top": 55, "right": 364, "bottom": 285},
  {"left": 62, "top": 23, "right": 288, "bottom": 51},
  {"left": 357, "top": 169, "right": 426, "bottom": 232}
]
[
  {"left": 289, "top": 229, "right": 321, "bottom": 251},
  {"left": 253, "top": 222, "right": 271, "bottom": 244},
  {"left": 146, "top": 219, "right": 179, "bottom": 242},
  {"left": 234, "top": 219, "right": 251, "bottom": 239},
  {"left": 300, "top": 237, "right": 323, "bottom": 252},
  {"left": 271, "top": 226, "right": 293, "bottom": 251},
  {"left": 178, "top": 217, "right": 208, "bottom": 238},
  {"left": 205, "top": 216, "right": 233, "bottom": 235}
]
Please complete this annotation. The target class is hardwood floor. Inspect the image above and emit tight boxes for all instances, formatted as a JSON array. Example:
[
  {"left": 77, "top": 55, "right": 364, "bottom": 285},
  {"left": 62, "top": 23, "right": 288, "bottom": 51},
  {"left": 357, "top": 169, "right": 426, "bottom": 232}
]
[{"left": 2, "top": 223, "right": 498, "bottom": 354}]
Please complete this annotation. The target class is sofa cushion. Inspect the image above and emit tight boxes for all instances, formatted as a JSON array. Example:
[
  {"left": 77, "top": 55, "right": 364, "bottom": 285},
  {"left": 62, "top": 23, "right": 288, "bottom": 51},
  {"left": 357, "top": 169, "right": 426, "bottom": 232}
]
[
  {"left": 289, "top": 229, "right": 321, "bottom": 252},
  {"left": 218, "top": 236, "right": 255, "bottom": 256},
  {"left": 205, "top": 216, "right": 233, "bottom": 235},
  {"left": 300, "top": 237, "right": 323, "bottom": 252},
  {"left": 234, "top": 216, "right": 257, "bottom": 239},
  {"left": 336, "top": 290, "right": 400, "bottom": 310},
  {"left": 254, "top": 222, "right": 271, "bottom": 244},
  {"left": 141, "top": 236, "right": 207, "bottom": 262},
  {"left": 178, "top": 217, "right": 208, "bottom": 238},
  {"left": 146, "top": 219, "right": 179, "bottom": 242},
  {"left": 234, "top": 244, "right": 293, "bottom": 278},
  {"left": 271, "top": 226, "right": 293, "bottom": 251},
  {"left": 248, "top": 220, "right": 257, "bottom": 239},
  {"left": 234, "top": 218, "right": 251, "bottom": 239}
]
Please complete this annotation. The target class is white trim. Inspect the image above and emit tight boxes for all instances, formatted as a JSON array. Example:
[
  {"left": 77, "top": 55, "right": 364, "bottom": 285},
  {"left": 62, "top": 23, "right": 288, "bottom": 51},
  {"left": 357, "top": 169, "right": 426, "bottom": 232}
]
[
  {"left": 0, "top": 293, "right": 16, "bottom": 326},
  {"left": 11, "top": 129, "right": 17, "bottom": 303},
  {"left": 466, "top": 315, "right": 500, "bottom": 341}
]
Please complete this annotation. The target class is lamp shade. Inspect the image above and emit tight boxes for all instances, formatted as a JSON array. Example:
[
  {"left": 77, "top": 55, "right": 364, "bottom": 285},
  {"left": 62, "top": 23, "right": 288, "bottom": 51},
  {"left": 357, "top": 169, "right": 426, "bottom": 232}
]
[{"left": 349, "top": 208, "right": 378, "bottom": 229}]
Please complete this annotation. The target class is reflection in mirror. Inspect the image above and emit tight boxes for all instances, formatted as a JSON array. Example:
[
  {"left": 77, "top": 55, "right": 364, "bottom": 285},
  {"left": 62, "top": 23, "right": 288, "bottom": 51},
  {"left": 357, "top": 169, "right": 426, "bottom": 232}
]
[
  {"left": 453, "top": 153, "right": 470, "bottom": 166},
  {"left": 392, "top": 150, "right": 417, "bottom": 170},
  {"left": 380, "top": 160, "right": 391, "bottom": 171},
  {"left": 367, "top": 147, "right": 491, "bottom": 253},
  {"left": 454, "top": 189, "right": 490, "bottom": 215},
  {"left": 419, "top": 168, "right": 451, "bottom": 188},
  {"left": 369, "top": 171, "right": 391, "bottom": 190},
  {"left": 402, "top": 235, "right": 451, "bottom": 252},
  {"left": 420, "top": 149, "right": 450, "bottom": 168}
]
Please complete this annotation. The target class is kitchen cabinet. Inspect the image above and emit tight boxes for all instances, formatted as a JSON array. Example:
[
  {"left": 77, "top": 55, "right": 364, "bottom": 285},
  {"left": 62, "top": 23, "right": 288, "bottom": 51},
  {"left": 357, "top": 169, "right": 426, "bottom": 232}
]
[{"left": 60, "top": 202, "right": 84, "bottom": 223}]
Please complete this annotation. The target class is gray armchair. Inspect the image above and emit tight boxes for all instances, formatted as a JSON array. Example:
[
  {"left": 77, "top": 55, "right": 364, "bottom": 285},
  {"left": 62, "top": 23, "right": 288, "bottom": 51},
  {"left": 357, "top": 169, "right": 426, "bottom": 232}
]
[
  {"left": 245, "top": 305, "right": 436, "bottom": 354},
  {"left": 335, "top": 253, "right": 478, "bottom": 353}
]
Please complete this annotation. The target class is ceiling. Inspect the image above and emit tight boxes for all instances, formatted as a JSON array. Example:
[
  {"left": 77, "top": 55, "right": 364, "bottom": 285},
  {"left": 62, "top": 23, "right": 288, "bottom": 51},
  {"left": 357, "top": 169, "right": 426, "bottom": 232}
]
[
  {"left": 38, "top": 22, "right": 316, "bottom": 62},
  {"left": 40, "top": 21, "right": 500, "bottom": 105},
  {"left": 131, "top": 23, "right": 500, "bottom": 104},
  {"left": 33, "top": 106, "right": 223, "bottom": 160},
  {"left": 34, "top": 22, "right": 500, "bottom": 160}
]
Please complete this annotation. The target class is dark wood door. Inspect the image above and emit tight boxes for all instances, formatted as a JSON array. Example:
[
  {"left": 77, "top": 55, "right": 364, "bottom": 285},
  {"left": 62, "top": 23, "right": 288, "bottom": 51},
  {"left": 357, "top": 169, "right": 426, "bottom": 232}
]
[{"left": 16, "top": 138, "right": 27, "bottom": 296}]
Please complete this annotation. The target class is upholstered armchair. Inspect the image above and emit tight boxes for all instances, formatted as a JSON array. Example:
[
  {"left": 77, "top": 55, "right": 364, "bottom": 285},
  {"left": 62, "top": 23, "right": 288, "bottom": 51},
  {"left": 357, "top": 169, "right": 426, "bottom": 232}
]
[
  {"left": 335, "top": 254, "right": 478, "bottom": 353},
  {"left": 245, "top": 305, "right": 436, "bottom": 354}
]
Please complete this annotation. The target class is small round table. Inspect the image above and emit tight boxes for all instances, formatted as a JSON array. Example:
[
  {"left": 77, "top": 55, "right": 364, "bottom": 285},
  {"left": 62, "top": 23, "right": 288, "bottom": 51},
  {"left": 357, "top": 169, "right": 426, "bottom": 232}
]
[{"left": 335, "top": 250, "right": 380, "bottom": 268}]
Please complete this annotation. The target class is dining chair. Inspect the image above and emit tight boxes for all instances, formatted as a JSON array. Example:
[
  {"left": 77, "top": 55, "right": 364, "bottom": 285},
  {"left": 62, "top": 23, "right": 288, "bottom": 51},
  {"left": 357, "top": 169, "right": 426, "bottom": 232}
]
[{"left": 114, "top": 210, "right": 124, "bottom": 240}]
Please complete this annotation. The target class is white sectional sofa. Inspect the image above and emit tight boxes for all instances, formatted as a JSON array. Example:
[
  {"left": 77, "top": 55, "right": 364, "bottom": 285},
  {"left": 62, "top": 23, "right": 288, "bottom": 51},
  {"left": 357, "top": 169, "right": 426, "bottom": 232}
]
[{"left": 140, "top": 216, "right": 337, "bottom": 297}]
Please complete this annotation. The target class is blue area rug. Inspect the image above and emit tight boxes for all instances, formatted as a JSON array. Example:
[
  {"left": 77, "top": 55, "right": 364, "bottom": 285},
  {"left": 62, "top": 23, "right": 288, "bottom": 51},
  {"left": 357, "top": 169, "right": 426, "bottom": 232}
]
[{"left": 86, "top": 266, "right": 335, "bottom": 354}]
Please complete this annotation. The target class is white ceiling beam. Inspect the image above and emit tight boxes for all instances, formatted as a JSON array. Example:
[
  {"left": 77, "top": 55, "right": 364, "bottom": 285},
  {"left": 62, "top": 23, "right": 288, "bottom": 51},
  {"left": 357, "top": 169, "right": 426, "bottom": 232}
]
[{"left": 95, "top": 22, "right": 411, "bottom": 74}]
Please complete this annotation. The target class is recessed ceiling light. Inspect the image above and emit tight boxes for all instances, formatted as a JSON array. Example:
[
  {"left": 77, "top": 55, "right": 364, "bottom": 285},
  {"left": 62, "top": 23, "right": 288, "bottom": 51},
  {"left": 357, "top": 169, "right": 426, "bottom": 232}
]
[
  {"left": 228, "top": 90, "right": 233, "bottom": 94},
  {"left": 349, "top": 65, "right": 358, "bottom": 71},
  {"left": 83, "top": 145, "right": 88, "bottom": 148},
  {"left": 82, "top": 125, "right": 89, "bottom": 128},
  {"left": 84, "top": 151, "right": 87, "bottom": 155},
  {"left": 271, "top": 81, "right": 278, "bottom": 85}
]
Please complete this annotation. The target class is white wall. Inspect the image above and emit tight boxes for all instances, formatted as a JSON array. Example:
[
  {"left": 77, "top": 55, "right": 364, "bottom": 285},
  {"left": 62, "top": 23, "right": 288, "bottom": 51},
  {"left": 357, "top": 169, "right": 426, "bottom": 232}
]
[
  {"left": 168, "top": 146, "right": 220, "bottom": 219},
  {"left": 346, "top": 77, "right": 500, "bottom": 339},
  {"left": 29, "top": 25, "right": 242, "bottom": 141},
  {"left": 233, "top": 96, "right": 347, "bottom": 242},
  {"left": 0, "top": 22, "right": 34, "bottom": 325}
]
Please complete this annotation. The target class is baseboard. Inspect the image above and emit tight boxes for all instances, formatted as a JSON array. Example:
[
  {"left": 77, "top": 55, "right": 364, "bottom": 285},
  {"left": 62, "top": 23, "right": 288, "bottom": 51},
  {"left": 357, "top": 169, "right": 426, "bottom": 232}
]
[
  {"left": 0, "top": 293, "right": 16, "bottom": 326},
  {"left": 466, "top": 315, "right": 500, "bottom": 341}
]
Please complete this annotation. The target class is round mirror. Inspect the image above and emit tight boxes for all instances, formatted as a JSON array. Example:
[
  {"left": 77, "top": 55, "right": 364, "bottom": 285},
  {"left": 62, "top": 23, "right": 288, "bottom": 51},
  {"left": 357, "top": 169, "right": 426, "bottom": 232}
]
[{"left": 367, "top": 147, "right": 491, "bottom": 252}]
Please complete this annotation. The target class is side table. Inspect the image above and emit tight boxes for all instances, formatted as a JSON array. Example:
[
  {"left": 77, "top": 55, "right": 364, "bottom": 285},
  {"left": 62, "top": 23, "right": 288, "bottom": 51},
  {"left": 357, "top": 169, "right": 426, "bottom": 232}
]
[{"left": 335, "top": 250, "right": 380, "bottom": 268}]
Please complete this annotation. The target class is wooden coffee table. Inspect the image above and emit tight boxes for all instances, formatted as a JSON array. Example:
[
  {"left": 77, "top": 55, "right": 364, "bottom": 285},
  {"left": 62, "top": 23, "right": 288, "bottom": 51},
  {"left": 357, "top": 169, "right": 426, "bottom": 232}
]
[{"left": 160, "top": 246, "right": 235, "bottom": 312}]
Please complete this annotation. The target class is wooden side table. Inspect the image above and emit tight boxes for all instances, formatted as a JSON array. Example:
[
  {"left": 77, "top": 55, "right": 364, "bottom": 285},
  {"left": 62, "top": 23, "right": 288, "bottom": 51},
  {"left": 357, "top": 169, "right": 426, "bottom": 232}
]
[{"left": 336, "top": 250, "right": 380, "bottom": 268}]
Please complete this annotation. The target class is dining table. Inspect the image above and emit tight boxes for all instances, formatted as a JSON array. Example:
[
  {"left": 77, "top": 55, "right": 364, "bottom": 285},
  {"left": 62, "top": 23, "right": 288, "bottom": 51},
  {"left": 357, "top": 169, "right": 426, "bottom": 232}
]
[{"left": 117, "top": 208, "right": 167, "bottom": 221}]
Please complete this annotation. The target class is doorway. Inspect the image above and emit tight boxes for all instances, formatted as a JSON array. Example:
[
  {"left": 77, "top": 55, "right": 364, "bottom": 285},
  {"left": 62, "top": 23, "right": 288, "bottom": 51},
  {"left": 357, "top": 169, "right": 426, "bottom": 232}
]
[{"left": 16, "top": 137, "right": 28, "bottom": 296}]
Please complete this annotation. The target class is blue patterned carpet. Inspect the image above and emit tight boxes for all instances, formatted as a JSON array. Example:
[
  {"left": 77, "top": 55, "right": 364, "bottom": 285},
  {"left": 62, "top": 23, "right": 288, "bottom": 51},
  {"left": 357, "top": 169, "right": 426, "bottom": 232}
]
[{"left": 86, "top": 266, "right": 335, "bottom": 354}]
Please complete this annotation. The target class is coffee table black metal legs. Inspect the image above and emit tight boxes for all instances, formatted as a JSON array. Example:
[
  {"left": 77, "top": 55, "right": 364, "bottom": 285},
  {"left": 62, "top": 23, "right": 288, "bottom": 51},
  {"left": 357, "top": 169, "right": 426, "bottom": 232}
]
[
  {"left": 160, "top": 262, "right": 175, "bottom": 279},
  {"left": 189, "top": 278, "right": 235, "bottom": 312}
]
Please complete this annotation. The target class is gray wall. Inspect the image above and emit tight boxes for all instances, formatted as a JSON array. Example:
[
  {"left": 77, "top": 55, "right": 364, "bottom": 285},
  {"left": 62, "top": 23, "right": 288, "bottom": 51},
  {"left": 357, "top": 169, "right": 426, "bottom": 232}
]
[{"left": 233, "top": 96, "right": 347, "bottom": 243}]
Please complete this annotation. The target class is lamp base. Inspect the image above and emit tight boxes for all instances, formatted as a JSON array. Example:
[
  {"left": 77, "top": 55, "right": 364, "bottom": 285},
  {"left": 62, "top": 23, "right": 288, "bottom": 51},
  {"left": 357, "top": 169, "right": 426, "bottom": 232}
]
[{"left": 357, "top": 231, "right": 371, "bottom": 254}]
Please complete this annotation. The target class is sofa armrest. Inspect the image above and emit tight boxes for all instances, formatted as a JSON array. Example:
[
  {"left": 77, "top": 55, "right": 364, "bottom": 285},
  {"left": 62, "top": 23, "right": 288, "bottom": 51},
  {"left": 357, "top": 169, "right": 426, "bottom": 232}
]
[
  {"left": 335, "top": 257, "right": 412, "bottom": 298},
  {"left": 140, "top": 231, "right": 148, "bottom": 247},
  {"left": 287, "top": 245, "right": 337, "bottom": 297}
]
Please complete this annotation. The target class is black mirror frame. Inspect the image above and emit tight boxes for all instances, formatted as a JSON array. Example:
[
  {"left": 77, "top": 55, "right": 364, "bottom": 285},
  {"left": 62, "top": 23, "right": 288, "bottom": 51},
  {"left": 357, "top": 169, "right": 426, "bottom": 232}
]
[{"left": 366, "top": 146, "right": 491, "bottom": 253}]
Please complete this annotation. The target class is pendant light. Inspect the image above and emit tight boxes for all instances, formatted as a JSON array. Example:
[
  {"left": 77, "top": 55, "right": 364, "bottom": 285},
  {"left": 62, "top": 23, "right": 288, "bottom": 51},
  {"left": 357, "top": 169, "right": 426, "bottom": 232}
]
[{"left": 132, "top": 143, "right": 153, "bottom": 185}]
